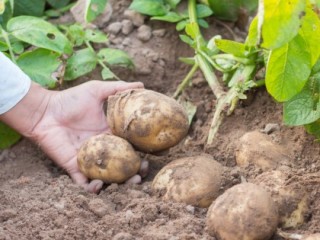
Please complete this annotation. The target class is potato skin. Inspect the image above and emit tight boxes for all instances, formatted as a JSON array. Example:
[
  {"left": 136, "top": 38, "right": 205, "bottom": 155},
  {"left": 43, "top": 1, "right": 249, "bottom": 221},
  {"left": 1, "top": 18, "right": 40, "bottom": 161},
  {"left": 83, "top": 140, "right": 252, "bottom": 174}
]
[
  {"left": 77, "top": 134, "right": 141, "bottom": 183},
  {"left": 206, "top": 183, "right": 278, "bottom": 240},
  {"left": 152, "top": 155, "right": 223, "bottom": 208},
  {"left": 106, "top": 89, "right": 189, "bottom": 153}
]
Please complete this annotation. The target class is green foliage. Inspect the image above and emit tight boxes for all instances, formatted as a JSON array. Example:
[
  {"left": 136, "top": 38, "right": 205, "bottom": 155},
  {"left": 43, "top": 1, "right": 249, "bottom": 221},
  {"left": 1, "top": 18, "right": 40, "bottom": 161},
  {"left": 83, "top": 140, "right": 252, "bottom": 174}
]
[
  {"left": 129, "top": 0, "right": 212, "bottom": 30},
  {"left": 260, "top": 0, "right": 306, "bottom": 49},
  {"left": 0, "top": 122, "right": 21, "bottom": 149},
  {"left": 85, "top": 0, "right": 108, "bottom": 23}
]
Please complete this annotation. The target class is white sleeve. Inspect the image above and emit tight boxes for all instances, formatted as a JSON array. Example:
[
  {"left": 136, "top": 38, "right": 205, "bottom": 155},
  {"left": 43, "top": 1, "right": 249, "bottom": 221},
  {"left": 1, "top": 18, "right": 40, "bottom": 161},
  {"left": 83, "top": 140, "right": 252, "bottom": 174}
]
[{"left": 0, "top": 52, "right": 31, "bottom": 114}]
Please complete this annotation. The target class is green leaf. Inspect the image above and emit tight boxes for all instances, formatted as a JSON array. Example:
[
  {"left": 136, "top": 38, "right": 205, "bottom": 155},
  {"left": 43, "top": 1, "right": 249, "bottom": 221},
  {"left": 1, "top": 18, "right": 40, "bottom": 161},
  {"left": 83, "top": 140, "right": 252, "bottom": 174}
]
[
  {"left": 98, "top": 48, "right": 134, "bottom": 67},
  {"left": 0, "top": 122, "right": 21, "bottom": 149},
  {"left": 65, "top": 48, "right": 98, "bottom": 80},
  {"left": 17, "top": 49, "right": 61, "bottom": 88},
  {"left": 266, "top": 34, "right": 311, "bottom": 102},
  {"left": 85, "top": 0, "right": 108, "bottom": 23},
  {"left": 101, "top": 67, "right": 114, "bottom": 80},
  {"left": 11, "top": 41, "right": 24, "bottom": 54},
  {"left": 299, "top": 8, "right": 320, "bottom": 67},
  {"left": 0, "top": 1, "right": 12, "bottom": 27},
  {"left": 0, "top": 0, "right": 5, "bottom": 14},
  {"left": 129, "top": 0, "right": 167, "bottom": 16},
  {"left": 260, "top": 0, "right": 306, "bottom": 49},
  {"left": 215, "top": 39, "right": 247, "bottom": 57},
  {"left": 185, "top": 22, "right": 200, "bottom": 40},
  {"left": 179, "top": 34, "right": 194, "bottom": 46},
  {"left": 196, "top": 4, "right": 213, "bottom": 18},
  {"left": 0, "top": 40, "right": 8, "bottom": 51},
  {"left": 85, "top": 29, "right": 108, "bottom": 43},
  {"left": 46, "top": 0, "right": 71, "bottom": 9},
  {"left": 151, "top": 11, "right": 183, "bottom": 22},
  {"left": 207, "top": 0, "right": 241, "bottom": 21},
  {"left": 305, "top": 119, "right": 320, "bottom": 139},
  {"left": 284, "top": 78, "right": 320, "bottom": 125},
  {"left": 245, "top": 16, "right": 259, "bottom": 47},
  {"left": 65, "top": 24, "right": 85, "bottom": 46},
  {"left": 197, "top": 18, "right": 209, "bottom": 28},
  {"left": 7, "top": 16, "right": 73, "bottom": 55},
  {"left": 13, "top": 0, "right": 46, "bottom": 16},
  {"left": 176, "top": 20, "right": 187, "bottom": 31},
  {"left": 165, "top": 0, "right": 181, "bottom": 9}
]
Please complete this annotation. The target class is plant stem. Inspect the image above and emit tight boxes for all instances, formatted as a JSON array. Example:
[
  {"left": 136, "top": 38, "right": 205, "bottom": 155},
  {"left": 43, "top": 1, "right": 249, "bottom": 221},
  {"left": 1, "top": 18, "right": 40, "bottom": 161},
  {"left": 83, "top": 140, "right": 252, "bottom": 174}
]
[
  {"left": 173, "top": 63, "right": 198, "bottom": 98},
  {"left": 255, "top": 79, "right": 265, "bottom": 87},
  {"left": 0, "top": 28, "right": 16, "bottom": 63}
]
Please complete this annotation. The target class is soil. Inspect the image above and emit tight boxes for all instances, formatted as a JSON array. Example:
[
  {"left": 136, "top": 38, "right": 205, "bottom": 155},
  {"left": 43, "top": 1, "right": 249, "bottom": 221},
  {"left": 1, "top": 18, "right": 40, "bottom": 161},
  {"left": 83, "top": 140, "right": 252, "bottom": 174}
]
[{"left": 1, "top": 1, "right": 320, "bottom": 239}]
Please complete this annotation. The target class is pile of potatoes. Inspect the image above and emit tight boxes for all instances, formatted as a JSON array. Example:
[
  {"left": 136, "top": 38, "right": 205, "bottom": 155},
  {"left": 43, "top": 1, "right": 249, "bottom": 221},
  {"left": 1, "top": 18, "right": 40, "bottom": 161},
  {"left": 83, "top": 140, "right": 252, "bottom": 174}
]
[
  {"left": 77, "top": 88, "right": 189, "bottom": 183},
  {"left": 77, "top": 88, "right": 314, "bottom": 240}
]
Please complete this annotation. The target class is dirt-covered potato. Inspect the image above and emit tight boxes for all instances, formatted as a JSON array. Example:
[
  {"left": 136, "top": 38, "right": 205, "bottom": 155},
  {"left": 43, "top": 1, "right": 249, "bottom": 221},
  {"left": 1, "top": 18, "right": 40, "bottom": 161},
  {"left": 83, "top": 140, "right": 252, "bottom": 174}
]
[
  {"left": 152, "top": 155, "right": 223, "bottom": 208},
  {"left": 253, "top": 170, "right": 309, "bottom": 228},
  {"left": 77, "top": 133, "right": 141, "bottom": 183},
  {"left": 206, "top": 183, "right": 279, "bottom": 240},
  {"left": 106, "top": 89, "right": 189, "bottom": 153}
]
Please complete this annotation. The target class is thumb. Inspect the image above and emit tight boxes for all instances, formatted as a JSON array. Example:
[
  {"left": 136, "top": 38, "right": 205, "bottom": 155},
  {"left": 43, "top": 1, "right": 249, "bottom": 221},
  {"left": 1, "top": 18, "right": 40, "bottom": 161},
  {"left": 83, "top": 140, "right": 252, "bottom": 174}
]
[{"left": 90, "top": 80, "right": 144, "bottom": 101}]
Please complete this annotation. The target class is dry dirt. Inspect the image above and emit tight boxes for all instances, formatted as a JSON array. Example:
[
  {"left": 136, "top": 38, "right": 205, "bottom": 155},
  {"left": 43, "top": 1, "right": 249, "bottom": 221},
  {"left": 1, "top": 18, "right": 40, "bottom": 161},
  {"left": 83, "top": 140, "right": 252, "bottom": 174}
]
[{"left": 1, "top": 1, "right": 320, "bottom": 239}]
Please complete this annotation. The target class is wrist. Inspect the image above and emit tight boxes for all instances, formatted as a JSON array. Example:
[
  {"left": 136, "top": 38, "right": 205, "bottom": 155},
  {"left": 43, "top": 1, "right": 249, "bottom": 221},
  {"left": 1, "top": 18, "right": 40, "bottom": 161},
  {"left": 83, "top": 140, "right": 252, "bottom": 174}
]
[{"left": 0, "top": 82, "right": 53, "bottom": 139}]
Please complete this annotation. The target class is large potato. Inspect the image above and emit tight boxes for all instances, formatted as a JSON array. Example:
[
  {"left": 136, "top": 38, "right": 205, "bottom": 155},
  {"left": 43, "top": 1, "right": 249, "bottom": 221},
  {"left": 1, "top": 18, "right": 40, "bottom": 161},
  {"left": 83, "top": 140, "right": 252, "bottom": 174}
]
[
  {"left": 206, "top": 183, "right": 279, "bottom": 240},
  {"left": 152, "top": 155, "right": 223, "bottom": 208},
  {"left": 106, "top": 89, "right": 189, "bottom": 153},
  {"left": 77, "top": 133, "right": 141, "bottom": 183}
]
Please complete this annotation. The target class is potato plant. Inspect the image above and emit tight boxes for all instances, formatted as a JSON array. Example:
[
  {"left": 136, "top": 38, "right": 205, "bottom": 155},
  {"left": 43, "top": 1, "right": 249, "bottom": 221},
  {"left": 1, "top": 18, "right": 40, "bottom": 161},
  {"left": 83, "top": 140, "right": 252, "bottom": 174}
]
[{"left": 130, "top": 0, "right": 320, "bottom": 144}]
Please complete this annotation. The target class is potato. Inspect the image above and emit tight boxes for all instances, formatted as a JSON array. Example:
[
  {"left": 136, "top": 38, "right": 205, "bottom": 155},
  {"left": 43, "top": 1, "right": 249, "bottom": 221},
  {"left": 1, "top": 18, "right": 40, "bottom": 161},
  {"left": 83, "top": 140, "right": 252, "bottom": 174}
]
[
  {"left": 236, "top": 131, "right": 291, "bottom": 171},
  {"left": 77, "top": 133, "right": 141, "bottom": 183},
  {"left": 106, "top": 89, "right": 189, "bottom": 153},
  {"left": 253, "top": 170, "right": 309, "bottom": 228},
  {"left": 206, "top": 183, "right": 279, "bottom": 240},
  {"left": 152, "top": 155, "right": 223, "bottom": 208}
]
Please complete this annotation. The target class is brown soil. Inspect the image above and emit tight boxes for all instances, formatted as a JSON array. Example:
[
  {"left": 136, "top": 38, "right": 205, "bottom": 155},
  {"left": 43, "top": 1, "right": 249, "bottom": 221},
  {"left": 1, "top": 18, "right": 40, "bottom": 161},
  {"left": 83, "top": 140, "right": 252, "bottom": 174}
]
[{"left": 1, "top": 1, "right": 320, "bottom": 239}]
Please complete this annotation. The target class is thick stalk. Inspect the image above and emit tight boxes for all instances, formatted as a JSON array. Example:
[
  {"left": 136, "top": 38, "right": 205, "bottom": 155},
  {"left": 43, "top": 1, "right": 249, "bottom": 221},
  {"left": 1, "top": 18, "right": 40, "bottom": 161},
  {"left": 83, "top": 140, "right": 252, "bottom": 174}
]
[{"left": 0, "top": 28, "right": 16, "bottom": 63}]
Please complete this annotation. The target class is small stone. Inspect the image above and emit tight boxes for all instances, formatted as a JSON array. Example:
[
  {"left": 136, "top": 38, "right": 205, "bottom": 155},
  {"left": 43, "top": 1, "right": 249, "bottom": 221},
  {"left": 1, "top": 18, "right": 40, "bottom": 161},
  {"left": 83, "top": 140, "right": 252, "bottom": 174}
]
[
  {"left": 261, "top": 123, "right": 280, "bottom": 134},
  {"left": 185, "top": 205, "right": 195, "bottom": 214},
  {"left": 124, "top": 9, "right": 145, "bottom": 27},
  {"left": 125, "top": 210, "right": 134, "bottom": 223},
  {"left": 122, "top": 37, "right": 131, "bottom": 46},
  {"left": 88, "top": 198, "right": 113, "bottom": 217},
  {"left": 0, "top": 150, "right": 9, "bottom": 162},
  {"left": 107, "top": 22, "right": 122, "bottom": 35},
  {"left": 137, "top": 25, "right": 152, "bottom": 42},
  {"left": 152, "top": 29, "right": 166, "bottom": 37},
  {"left": 121, "top": 19, "right": 134, "bottom": 35},
  {"left": 110, "top": 37, "right": 123, "bottom": 45},
  {"left": 112, "top": 232, "right": 134, "bottom": 240}
]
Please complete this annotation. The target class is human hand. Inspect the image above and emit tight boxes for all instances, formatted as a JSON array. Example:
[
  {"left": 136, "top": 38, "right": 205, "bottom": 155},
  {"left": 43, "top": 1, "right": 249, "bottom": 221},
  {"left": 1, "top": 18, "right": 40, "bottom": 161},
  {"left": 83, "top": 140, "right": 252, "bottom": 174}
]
[{"left": 30, "top": 80, "right": 145, "bottom": 193}]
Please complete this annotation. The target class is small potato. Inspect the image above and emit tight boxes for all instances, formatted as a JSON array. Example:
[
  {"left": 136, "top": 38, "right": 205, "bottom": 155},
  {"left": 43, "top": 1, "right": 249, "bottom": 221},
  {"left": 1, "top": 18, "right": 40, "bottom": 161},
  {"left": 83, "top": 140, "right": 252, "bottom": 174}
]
[
  {"left": 236, "top": 131, "right": 291, "bottom": 171},
  {"left": 206, "top": 183, "right": 278, "bottom": 240},
  {"left": 106, "top": 89, "right": 189, "bottom": 153},
  {"left": 77, "top": 134, "right": 141, "bottom": 183},
  {"left": 152, "top": 155, "right": 223, "bottom": 208}
]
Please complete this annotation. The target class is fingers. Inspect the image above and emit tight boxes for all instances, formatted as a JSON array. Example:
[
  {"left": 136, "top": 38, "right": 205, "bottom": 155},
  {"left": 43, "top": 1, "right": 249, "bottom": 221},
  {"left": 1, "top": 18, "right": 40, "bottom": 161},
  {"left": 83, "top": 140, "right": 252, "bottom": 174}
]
[
  {"left": 125, "top": 174, "right": 142, "bottom": 184},
  {"left": 89, "top": 80, "right": 144, "bottom": 100},
  {"left": 85, "top": 179, "right": 104, "bottom": 193},
  {"left": 68, "top": 170, "right": 103, "bottom": 194},
  {"left": 139, "top": 159, "right": 149, "bottom": 178}
]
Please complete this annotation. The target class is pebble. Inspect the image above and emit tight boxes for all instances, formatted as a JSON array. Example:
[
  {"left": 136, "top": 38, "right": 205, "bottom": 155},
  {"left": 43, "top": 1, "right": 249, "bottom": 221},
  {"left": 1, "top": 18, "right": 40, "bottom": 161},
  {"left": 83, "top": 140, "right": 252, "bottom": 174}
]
[
  {"left": 185, "top": 205, "right": 195, "bottom": 215},
  {"left": 0, "top": 149, "right": 9, "bottom": 162},
  {"left": 107, "top": 22, "right": 122, "bottom": 35},
  {"left": 122, "top": 37, "right": 131, "bottom": 46},
  {"left": 121, "top": 19, "right": 134, "bottom": 35},
  {"left": 112, "top": 232, "right": 134, "bottom": 240},
  {"left": 137, "top": 25, "right": 152, "bottom": 42},
  {"left": 124, "top": 9, "right": 145, "bottom": 27},
  {"left": 88, "top": 198, "right": 113, "bottom": 217},
  {"left": 125, "top": 210, "right": 134, "bottom": 223},
  {"left": 152, "top": 29, "right": 166, "bottom": 37},
  {"left": 261, "top": 123, "right": 280, "bottom": 134}
]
